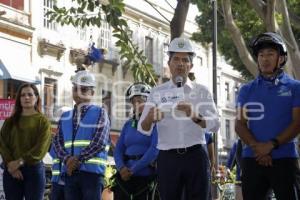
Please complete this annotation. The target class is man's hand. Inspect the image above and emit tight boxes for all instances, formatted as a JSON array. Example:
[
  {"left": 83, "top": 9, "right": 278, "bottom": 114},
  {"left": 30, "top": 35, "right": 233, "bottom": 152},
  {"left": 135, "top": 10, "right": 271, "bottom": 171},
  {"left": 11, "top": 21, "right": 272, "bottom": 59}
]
[
  {"left": 146, "top": 107, "right": 164, "bottom": 123},
  {"left": 176, "top": 101, "right": 192, "bottom": 117},
  {"left": 256, "top": 155, "right": 273, "bottom": 167},
  {"left": 66, "top": 156, "right": 80, "bottom": 176},
  {"left": 119, "top": 167, "right": 133, "bottom": 181},
  {"left": 210, "top": 163, "right": 216, "bottom": 176},
  {"left": 251, "top": 142, "right": 274, "bottom": 160}
]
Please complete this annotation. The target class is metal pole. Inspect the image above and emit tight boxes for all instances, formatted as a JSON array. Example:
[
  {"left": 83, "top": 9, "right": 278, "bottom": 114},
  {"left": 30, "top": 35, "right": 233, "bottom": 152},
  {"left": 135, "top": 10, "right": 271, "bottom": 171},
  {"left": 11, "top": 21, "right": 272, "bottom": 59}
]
[{"left": 212, "top": 0, "right": 218, "bottom": 167}]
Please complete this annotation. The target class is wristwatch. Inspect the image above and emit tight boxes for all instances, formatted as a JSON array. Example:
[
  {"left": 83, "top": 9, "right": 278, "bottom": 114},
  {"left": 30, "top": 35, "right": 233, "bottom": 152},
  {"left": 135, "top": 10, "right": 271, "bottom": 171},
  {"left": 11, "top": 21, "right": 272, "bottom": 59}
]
[{"left": 270, "top": 138, "right": 279, "bottom": 149}]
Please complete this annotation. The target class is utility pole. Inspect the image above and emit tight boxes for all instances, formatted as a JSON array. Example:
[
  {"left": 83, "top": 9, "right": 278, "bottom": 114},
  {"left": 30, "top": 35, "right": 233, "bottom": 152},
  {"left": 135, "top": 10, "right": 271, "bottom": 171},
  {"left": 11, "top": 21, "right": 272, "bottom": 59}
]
[{"left": 211, "top": 0, "right": 218, "bottom": 167}]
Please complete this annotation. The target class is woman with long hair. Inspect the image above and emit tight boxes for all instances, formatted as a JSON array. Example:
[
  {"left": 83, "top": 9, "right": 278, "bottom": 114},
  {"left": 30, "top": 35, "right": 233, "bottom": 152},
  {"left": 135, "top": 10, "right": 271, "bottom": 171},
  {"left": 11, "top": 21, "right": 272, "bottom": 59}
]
[{"left": 0, "top": 83, "right": 52, "bottom": 200}]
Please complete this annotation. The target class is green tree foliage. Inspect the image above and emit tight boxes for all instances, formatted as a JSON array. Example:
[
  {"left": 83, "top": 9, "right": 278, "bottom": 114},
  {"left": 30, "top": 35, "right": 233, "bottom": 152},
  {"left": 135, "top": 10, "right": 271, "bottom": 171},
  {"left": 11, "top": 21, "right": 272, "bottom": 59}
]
[
  {"left": 192, "top": 0, "right": 300, "bottom": 80},
  {"left": 46, "top": 0, "right": 157, "bottom": 85}
]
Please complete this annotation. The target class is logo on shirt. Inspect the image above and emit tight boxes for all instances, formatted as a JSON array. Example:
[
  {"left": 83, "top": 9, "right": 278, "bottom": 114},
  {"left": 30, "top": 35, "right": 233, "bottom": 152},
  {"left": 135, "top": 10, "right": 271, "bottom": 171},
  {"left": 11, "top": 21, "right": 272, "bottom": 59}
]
[
  {"left": 160, "top": 95, "right": 181, "bottom": 103},
  {"left": 277, "top": 86, "right": 292, "bottom": 96}
]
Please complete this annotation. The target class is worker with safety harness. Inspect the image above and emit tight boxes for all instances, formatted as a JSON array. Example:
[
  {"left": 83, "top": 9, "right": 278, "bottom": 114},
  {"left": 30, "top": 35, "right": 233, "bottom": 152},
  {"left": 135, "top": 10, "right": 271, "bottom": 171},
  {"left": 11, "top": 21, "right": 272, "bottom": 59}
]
[
  {"left": 52, "top": 70, "right": 111, "bottom": 200},
  {"left": 236, "top": 32, "right": 300, "bottom": 199},
  {"left": 112, "top": 83, "right": 159, "bottom": 200}
]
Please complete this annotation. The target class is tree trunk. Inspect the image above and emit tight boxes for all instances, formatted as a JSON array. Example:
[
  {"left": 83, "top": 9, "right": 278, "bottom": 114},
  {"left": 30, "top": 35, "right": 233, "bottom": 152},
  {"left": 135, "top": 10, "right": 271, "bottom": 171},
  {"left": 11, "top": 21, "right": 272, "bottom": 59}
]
[
  {"left": 264, "top": 0, "right": 276, "bottom": 31},
  {"left": 170, "top": 0, "right": 190, "bottom": 40}
]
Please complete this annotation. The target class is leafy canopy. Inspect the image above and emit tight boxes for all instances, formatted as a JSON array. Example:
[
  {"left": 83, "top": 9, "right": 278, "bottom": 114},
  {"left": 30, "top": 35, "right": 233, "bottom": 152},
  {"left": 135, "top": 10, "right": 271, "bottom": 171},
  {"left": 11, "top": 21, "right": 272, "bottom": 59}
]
[
  {"left": 46, "top": 0, "right": 158, "bottom": 85},
  {"left": 192, "top": 0, "right": 300, "bottom": 80}
]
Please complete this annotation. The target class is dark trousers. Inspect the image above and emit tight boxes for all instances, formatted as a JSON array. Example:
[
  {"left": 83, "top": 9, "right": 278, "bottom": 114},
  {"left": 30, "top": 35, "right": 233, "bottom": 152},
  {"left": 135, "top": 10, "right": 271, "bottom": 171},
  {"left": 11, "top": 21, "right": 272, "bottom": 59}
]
[
  {"left": 51, "top": 182, "right": 65, "bottom": 200},
  {"left": 157, "top": 144, "right": 210, "bottom": 200},
  {"left": 64, "top": 171, "right": 103, "bottom": 200},
  {"left": 113, "top": 173, "right": 156, "bottom": 200},
  {"left": 3, "top": 162, "right": 46, "bottom": 200},
  {"left": 242, "top": 158, "right": 299, "bottom": 200}
]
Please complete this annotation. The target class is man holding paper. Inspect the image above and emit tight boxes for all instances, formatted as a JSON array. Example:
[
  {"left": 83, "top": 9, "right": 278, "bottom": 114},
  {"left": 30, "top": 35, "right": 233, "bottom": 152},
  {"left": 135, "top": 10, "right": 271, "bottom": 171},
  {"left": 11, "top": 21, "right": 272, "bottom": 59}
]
[{"left": 138, "top": 37, "right": 220, "bottom": 200}]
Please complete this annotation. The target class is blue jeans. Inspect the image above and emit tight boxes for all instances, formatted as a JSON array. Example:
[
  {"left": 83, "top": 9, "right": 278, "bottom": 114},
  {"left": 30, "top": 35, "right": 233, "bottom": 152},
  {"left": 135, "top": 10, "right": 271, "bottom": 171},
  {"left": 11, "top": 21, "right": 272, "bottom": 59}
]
[
  {"left": 51, "top": 182, "right": 65, "bottom": 200},
  {"left": 64, "top": 171, "right": 103, "bottom": 200},
  {"left": 3, "top": 162, "right": 46, "bottom": 200}
]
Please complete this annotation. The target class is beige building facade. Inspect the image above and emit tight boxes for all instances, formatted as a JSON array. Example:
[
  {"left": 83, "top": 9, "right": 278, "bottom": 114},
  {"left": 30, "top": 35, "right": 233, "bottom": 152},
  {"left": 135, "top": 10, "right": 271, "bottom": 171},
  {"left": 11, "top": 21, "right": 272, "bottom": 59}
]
[{"left": 0, "top": 0, "right": 244, "bottom": 157}]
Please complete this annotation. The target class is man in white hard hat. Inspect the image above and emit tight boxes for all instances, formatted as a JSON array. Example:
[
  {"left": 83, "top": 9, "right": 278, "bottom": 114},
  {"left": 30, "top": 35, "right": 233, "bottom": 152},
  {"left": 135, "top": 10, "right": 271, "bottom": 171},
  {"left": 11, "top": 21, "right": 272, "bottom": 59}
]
[
  {"left": 52, "top": 70, "right": 111, "bottom": 200},
  {"left": 138, "top": 37, "right": 220, "bottom": 200}
]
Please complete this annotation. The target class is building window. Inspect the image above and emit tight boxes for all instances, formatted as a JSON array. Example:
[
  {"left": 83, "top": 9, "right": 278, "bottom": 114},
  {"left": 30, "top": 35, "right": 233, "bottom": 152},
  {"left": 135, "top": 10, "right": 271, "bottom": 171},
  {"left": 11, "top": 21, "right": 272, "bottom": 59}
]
[
  {"left": 145, "top": 36, "right": 153, "bottom": 64},
  {"left": 234, "top": 86, "right": 239, "bottom": 102},
  {"left": 163, "top": 43, "right": 169, "bottom": 67},
  {"left": 225, "top": 119, "right": 230, "bottom": 139},
  {"left": 0, "top": 0, "right": 24, "bottom": 10},
  {"left": 126, "top": 28, "right": 133, "bottom": 39},
  {"left": 43, "top": 0, "right": 57, "bottom": 30},
  {"left": 225, "top": 82, "right": 230, "bottom": 101},
  {"left": 196, "top": 56, "right": 203, "bottom": 67},
  {"left": 99, "top": 20, "right": 111, "bottom": 49},
  {"left": 6, "top": 80, "right": 23, "bottom": 99},
  {"left": 44, "top": 78, "right": 57, "bottom": 119},
  {"left": 77, "top": 27, "right": 87, "bottom": 41}
]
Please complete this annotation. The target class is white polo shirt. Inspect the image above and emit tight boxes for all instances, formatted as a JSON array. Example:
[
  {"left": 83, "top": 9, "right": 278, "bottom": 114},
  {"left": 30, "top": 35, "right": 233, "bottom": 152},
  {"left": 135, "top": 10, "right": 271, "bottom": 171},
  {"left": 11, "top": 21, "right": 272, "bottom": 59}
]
[{"left": 138, "top": 79, "right": 220, "bottom": 150}]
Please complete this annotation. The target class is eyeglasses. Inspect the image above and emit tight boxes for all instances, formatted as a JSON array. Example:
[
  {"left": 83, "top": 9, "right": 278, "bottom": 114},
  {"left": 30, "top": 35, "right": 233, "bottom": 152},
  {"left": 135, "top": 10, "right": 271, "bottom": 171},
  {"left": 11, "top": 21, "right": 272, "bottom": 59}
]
[{"left": 72, "top": 86, "right": 93, "bottom": 93}]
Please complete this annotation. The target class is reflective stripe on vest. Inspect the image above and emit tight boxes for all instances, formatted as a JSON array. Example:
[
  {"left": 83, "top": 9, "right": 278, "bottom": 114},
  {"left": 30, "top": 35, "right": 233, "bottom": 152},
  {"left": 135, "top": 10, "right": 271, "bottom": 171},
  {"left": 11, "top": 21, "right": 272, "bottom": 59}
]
[
  {"left": 64, "top": 140, "right": 91, "bottom": 148},
  {"left": 52, "top": 170, "right": 60, "bottom": 176},
  {"left": 86, "top": 157, "right": 108, "bottom": 165},
  {"left": 61, "top": 106, "right": 109, "bottom": 174}
]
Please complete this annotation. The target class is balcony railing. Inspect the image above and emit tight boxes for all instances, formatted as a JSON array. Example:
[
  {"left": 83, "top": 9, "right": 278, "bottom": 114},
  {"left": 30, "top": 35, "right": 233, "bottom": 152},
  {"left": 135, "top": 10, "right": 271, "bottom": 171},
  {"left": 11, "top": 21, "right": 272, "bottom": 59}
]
[
  {"left": 0, "top": 3, "right": 33, "bottom": 36},
  {"left": 0, "top": 3, "right": 30, "bottom": 27},
  {"left": 104, "top": 46, "right": 120, "bottom": 65},
  {"left": 99, "top": 46, "right": 120, "bottom": 75}
]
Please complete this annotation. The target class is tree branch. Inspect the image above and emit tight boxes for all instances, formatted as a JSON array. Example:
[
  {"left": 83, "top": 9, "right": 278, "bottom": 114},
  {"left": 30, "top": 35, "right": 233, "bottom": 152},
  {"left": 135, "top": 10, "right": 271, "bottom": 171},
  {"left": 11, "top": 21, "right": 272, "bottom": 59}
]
[
  {"left": 276, "top": 0, "right": 300, "bottom": 78},
  {"left": 265, "top": 0, "right": 276, "bottom": 31},
  {"left": 248, "top": 0, "right": 276, "bottom": 31},
  {"left": 247, "top": 0, "right": 265, "bottom": 20},
  {"left": 289, "top": 10, "right": 300, "bottom": 30},
  {"left": 144, "top": 0, "right": 170, "bottom": 23},
  {"left": 222, "top": 0, "right": 257, "bottom": 76}
]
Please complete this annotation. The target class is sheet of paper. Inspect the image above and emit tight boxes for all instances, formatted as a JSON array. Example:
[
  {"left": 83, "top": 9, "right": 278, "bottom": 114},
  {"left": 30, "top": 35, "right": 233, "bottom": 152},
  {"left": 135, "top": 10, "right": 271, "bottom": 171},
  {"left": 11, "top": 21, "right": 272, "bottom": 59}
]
[{"left": 153, "top": 87, "right": 185, "bottom": 113}]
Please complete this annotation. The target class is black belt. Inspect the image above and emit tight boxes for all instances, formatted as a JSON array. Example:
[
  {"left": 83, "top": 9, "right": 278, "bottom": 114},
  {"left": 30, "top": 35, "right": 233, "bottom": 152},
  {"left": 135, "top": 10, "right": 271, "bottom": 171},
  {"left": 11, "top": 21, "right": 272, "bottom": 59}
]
[
  {"left": 164, "top": 144, "right": 203, "bottom": 154},
  {"left": 124, "top": 154, "right": 143, "bottom": 161}
]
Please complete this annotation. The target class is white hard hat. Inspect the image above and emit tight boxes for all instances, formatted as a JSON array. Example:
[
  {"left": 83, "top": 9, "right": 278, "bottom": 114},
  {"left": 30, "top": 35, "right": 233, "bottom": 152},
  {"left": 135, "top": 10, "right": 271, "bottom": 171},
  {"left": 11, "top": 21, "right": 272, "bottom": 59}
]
[
  {"left": 168, "top": 37, "right": 195, "bottom": 57},
  {"left": 71, "top": 70, "right": 96, "bottom": 87},
  {"left": 125, "top": 82, "right": 151, "bottom": 100}
]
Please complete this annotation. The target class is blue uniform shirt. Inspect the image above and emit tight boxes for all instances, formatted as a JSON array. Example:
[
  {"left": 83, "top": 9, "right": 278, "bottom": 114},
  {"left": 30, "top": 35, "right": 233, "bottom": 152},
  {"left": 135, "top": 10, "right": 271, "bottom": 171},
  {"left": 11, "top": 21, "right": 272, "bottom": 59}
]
[
  {"left": 205, "top": 132, "right": 213, "bottom": 145},
  {"left": 226, "top": 141, "right": 241, "bottom": 181},
  {"left": 114, "top": 119, "right": 158, "bottom": 176},
  {"left": 237, "top": 73, "right": 300, "bottom": 158}
]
